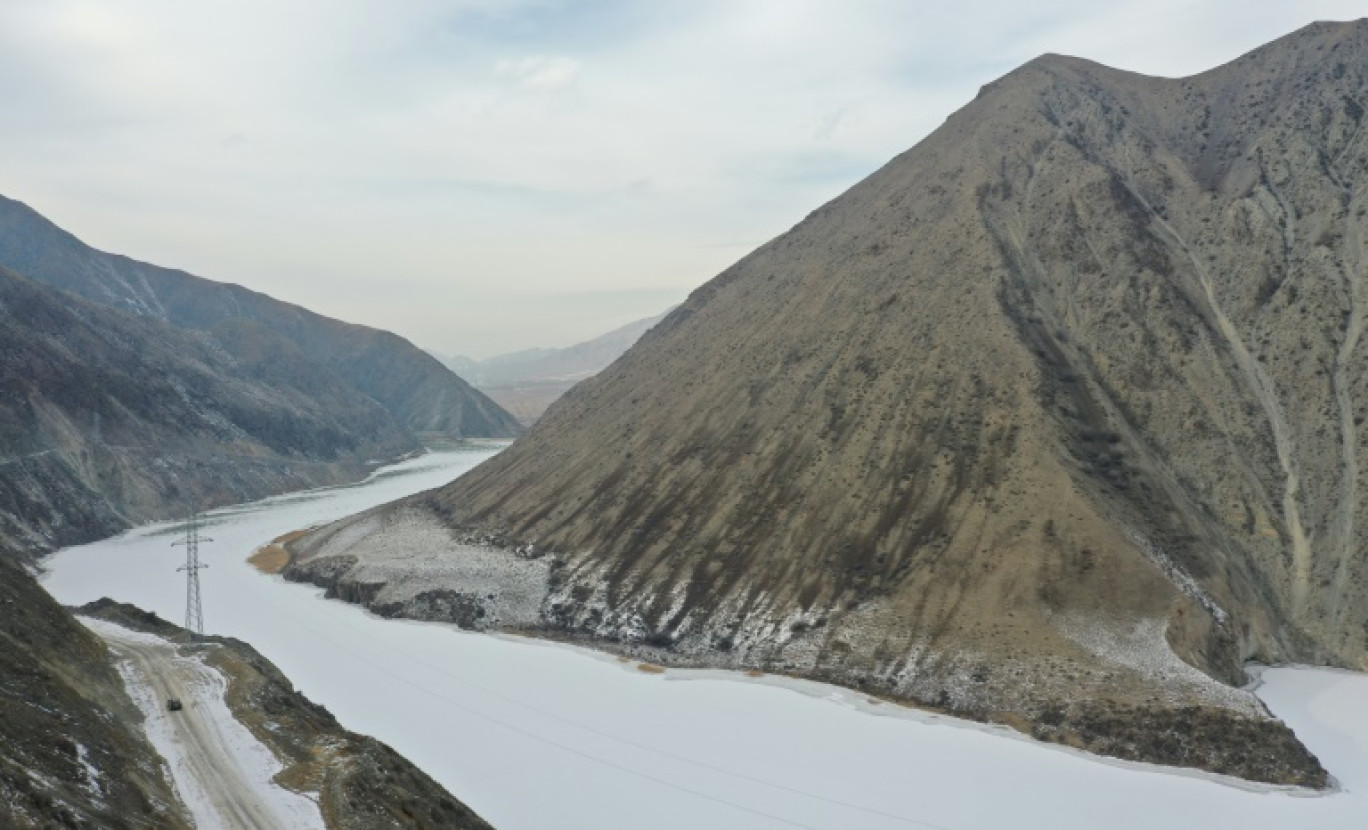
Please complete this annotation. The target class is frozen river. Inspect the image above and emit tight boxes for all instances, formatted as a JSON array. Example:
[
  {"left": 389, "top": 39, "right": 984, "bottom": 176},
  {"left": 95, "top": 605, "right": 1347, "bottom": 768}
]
[{"left": 42, "top": 445, "right": 1368, "bottom": 830}]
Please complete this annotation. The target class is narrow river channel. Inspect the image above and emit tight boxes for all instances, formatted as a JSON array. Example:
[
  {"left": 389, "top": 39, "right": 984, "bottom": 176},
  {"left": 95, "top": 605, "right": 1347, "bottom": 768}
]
[{"left": 41, "top": 445, "right": 1368, "bottom": 830}]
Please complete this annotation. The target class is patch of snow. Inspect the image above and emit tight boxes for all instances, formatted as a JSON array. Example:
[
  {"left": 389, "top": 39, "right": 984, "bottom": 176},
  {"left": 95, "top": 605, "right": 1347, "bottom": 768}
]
[
  {"left": 1124, "top": 526, "right": 1228, "bottom": 623},
  {"left": 74, "top": 743, "right": 102, "bottom": 798},
  {"left": 1054, "top": 613, "right": 1262, "bottom": 714}
]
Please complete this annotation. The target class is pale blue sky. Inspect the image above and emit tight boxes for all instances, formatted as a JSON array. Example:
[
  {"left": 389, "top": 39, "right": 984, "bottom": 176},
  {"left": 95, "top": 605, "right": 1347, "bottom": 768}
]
[{"left": 0, "top": 1, "right": 1362, "bottom": 357}]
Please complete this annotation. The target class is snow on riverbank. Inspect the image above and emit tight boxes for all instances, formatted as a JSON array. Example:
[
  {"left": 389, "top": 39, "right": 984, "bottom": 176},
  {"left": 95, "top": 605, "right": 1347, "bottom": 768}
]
[
  {"left": 43, "top": 447, "right": 1368, "bottom": 830},
  {"left": 1252, "top": 665, "right": 1368, "bottom": 793},
  {"left": 84, "top": 618, "right": 324, "bottom": 830}
]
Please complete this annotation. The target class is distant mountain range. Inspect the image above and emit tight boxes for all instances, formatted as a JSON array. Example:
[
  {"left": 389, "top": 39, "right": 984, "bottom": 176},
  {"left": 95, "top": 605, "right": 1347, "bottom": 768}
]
[
  {"left": 0, "top": 195, "right": 521, "bottom": 554},
  {"left": 435, "top": 311, "right": 668, "bottom": 425}
]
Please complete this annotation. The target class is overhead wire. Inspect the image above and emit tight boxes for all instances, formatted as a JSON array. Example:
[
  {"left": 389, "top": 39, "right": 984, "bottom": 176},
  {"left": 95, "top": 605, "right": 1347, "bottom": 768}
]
[
  {"left": 216, "top": 563, "right": 823, "bottom": 829},
  {"left": 325, "top": 595, "right": 952, "bottom": 830},
  {"left": 219, "top": 559, "right": 954, "bottom": 830},
  {"left": 55, "top": 449, "right": 958, "bottom": 830}
]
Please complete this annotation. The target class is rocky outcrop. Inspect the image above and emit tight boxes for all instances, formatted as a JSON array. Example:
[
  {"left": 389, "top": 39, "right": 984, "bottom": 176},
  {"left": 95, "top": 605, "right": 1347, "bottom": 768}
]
[
  {"left": 291, "top": 21, "right": 1368, "bottom": 785},
  {"left": 286, "top": 505, "right": 549, "bottom": 629},
  {"left": 0, "top": 267, "right": 414, "bottom": 554},
  {"left": 0, "top": 557, "right": 191, "bottom": 829},
  {"left": 0, "top": 193, "right": 522, "bottom": 441}
]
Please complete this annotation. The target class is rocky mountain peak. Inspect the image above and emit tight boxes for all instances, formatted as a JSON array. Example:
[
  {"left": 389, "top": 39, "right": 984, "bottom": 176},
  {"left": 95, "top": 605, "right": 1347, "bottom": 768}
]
[{"left": 288, "top": 20, "right": 1367, "bottom": 784}]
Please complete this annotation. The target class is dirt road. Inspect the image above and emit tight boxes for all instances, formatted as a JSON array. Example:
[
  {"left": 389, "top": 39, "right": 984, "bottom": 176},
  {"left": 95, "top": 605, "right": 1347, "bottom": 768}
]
[{"left": 82, "top": 618, "right": 323, "bottom": 830}]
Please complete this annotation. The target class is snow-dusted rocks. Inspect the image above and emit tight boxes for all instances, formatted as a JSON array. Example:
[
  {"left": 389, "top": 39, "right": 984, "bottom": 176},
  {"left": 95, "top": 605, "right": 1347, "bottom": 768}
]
[{"left": 286, "top": 504, "right": 550, "bottom": 630}]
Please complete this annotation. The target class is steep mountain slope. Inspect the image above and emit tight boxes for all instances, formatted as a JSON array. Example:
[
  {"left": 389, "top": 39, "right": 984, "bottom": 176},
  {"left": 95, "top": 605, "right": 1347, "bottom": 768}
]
[
  {"left": 439, "top": 311, "right": 668, "bottom": 425},
  {"left": 0, "top": 267, "right": 413, "bottom": 554},
  {"left": 0, "top": 557, "right": 190, "bottom": 829},
  {"left": 288, "top": 21, "right": 1368, "bottom": 783},
  {"left": 0, "top": 195, "right": 521, "bottom": 440}
]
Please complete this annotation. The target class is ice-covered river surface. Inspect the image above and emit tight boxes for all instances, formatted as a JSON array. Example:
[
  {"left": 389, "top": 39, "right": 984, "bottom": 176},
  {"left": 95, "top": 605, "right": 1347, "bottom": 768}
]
[{"left": 42, "top": 446, "right": 1368, "bottom": 830}]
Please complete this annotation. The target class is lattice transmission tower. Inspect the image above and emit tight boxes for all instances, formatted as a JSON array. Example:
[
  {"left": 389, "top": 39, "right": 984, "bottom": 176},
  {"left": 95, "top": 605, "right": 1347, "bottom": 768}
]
[{"left": 173, "top": 508, "right": 212, "bottom": 640}]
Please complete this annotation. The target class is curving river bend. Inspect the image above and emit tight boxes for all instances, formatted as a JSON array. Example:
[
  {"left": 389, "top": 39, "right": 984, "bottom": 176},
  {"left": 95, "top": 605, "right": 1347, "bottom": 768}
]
[{"left": 41, "top": 445, "right": 1368, "bottom": 830}]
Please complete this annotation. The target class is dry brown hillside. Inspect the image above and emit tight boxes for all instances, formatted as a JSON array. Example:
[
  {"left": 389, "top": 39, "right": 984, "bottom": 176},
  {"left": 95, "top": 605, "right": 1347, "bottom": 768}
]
[{"left": 288, "top": 20, "right": 1368, "bottom": 785}]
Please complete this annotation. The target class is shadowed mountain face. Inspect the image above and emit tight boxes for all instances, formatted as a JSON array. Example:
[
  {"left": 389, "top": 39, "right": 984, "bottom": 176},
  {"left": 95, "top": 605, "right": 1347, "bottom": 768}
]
[
  {"left": 0, "top": 268, "right": 414, "bottom": 553},
  {"left": 0, "top": 195, "right": 522, "bottom": 441},
  {"left": 0, "top": 557, "right": 191, "bottom": 829},
  {"left": 290, "top": 21, "right": 1368, "bottom": 782}
]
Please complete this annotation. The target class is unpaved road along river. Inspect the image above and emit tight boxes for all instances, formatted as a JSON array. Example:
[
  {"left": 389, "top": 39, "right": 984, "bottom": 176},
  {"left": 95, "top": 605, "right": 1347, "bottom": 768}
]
[
  {"left": 43, "top": 446, "right": 1368, "bottom": 830},
  {"left": 83, "top": 618, "right": 324, "bottom": 830}
]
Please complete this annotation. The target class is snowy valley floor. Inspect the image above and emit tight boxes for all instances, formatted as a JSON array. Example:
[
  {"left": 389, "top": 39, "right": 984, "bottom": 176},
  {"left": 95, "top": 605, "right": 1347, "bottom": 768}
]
[{"left": 42, "top": 448, "right": 1368, "bottom": 830}]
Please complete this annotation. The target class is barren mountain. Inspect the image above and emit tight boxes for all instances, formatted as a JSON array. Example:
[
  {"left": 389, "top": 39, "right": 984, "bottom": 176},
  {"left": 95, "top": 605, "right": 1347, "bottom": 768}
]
[
  {"left": 287, "top": 21, "right": 1368, "bottom": 784},
  {"left": 0, "top": 267, "right": 414, "bottom": 554},
  {"left": 0, "top": 195, "right": 521, "bottom": 441}
]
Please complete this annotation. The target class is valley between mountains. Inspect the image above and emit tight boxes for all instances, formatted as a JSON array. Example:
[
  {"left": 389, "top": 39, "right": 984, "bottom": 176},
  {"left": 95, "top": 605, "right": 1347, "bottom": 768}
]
[
  {"left": 7, "top": 13, "right": 1368, "bottom": 830},
  {"left": 0, "top": 194, "right": 521, "bottom": 557},
  {"left": 0, "top": 179, "right": 520, "bottom": 826}
]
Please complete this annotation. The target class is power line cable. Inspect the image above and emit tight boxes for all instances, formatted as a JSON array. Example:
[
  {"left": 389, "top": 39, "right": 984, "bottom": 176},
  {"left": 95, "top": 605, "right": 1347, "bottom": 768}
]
[
  {"left": 216, "top": 565, "right": 823, "bottom": 829},
  {"left": 222, "top": 561, "right": 953, "bottom": 830},
  {"left": 325, "top": 598, "right": 953, "bottom": 830}
]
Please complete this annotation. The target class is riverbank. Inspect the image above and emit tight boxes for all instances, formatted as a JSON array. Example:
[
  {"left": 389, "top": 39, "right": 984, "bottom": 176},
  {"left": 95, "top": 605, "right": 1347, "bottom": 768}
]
[
  {"left": 40, "top": 446, "right": 1368, "bottom": 830},
  {"left": 280, "top": 500, "right": 1326, "bottom": 788}
]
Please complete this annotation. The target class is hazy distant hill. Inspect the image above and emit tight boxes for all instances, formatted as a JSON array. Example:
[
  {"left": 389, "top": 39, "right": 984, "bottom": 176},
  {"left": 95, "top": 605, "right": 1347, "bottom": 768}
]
[
  {"left": 0, "top": 195, "right": 522, "bottom": 441},
  {"left": 0, "top": 267, "right": 414, "bottom": 553},
  {"left": 439, "top": 312, "right": 668, "bottom": 425},
  {"left": 290, "top": 20, "right": 1368, "bottom": 784}
]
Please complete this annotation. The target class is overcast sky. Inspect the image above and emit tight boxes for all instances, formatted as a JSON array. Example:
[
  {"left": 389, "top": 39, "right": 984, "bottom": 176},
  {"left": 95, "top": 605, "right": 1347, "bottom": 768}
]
[{"left": 1, "top": 1, "right": 1363, "bottom": 357}]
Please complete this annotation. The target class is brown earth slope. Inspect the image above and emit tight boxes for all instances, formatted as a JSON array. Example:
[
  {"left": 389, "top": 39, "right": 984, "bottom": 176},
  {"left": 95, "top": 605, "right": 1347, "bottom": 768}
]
[{"left": 288, "top": 21, "right": 1368, "bottom": 785}]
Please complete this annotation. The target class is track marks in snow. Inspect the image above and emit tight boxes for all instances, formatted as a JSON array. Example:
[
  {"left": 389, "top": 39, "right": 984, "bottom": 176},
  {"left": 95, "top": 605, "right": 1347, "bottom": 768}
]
[{"left": 82, "top": 618, "right": 324, "bottom": 830}]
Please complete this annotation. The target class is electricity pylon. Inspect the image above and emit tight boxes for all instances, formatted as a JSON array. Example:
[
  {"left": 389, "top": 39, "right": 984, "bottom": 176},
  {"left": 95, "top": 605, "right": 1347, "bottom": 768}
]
[{"left": 173, "top": 507, "right": 211, "bottom": 640}]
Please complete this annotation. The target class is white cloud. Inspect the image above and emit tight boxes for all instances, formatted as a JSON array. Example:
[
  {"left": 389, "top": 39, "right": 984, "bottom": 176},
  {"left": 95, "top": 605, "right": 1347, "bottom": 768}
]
[
  {"left": 0, "top": 1, "right": 1363, "bottom": 356},
  {"left": 494, "top": 55, "right": 581, "bottom": 91}
]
